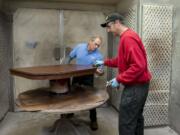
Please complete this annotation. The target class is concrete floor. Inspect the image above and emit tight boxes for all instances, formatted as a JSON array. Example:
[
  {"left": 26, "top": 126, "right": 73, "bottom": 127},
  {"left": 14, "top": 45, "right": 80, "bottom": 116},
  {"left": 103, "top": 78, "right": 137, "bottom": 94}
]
[{"left": 0, "top": 106, "right": 178, "bottom": 135}]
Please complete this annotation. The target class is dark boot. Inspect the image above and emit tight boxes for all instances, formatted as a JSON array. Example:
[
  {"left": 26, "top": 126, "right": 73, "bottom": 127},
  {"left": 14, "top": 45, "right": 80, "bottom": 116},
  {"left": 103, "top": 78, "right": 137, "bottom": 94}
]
[
  {"left": 90, "top": 121, "right": 98, "bottom": 131},
  {"left": 89, "top": 109, "right": 98, "bottom": 131}
]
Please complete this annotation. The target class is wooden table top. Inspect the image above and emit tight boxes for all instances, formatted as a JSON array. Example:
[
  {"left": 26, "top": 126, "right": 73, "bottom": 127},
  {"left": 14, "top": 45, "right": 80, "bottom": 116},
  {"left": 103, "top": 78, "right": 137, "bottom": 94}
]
[
  {"left": 16, "top": 86, "right": 109, "bottom": 112},
  {"left": 10, "top": 64, "right": 96, "bottom": 80}
]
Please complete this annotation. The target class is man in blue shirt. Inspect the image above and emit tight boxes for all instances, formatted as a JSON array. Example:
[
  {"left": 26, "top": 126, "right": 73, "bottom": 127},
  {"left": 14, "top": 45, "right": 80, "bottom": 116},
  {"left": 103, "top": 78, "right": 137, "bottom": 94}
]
[{"left": 67, "top": 36, "right": 104, "bottom": 130}]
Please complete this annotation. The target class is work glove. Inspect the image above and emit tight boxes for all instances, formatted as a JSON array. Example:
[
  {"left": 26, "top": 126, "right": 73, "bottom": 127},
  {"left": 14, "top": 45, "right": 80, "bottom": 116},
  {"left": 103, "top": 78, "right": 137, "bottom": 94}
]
[
  {"left": 94, "top": 60, "right": 104, "bottom": 67},
  {"left": 109, "top": 78, "right": 120, "bottom": 88}
]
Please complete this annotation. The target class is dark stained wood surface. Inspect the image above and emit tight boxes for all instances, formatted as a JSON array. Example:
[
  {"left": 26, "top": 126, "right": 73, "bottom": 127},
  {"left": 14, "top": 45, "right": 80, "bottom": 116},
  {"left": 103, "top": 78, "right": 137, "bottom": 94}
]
[
  {"left": 10, "top": 64, "right": 97, "bottom": 80},
  {"left": 16, "top": 86, "right": 109, "bottom": 112}
]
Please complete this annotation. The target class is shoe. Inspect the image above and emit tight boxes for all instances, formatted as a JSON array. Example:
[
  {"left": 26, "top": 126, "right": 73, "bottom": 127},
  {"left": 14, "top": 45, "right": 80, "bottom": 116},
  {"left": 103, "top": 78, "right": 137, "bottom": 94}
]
[{"left": 90, "top": 121, "right": 98, "bottom": 131}]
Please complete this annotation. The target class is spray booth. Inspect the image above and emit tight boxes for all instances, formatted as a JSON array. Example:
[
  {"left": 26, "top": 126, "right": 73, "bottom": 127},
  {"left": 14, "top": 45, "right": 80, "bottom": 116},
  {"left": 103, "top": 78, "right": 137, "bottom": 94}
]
[{"left": 0, "top": 0, "right": 180, "bottom": 134}]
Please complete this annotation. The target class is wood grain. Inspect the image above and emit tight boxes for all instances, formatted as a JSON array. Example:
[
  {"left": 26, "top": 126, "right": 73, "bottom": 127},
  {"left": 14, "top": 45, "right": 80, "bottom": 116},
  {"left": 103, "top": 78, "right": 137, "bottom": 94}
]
[
  {"left": 10, "top": 64, "right": 96, "bottom": 80},
  {"left": 16, "top": 86, "right": 109, "bottom": 113}
]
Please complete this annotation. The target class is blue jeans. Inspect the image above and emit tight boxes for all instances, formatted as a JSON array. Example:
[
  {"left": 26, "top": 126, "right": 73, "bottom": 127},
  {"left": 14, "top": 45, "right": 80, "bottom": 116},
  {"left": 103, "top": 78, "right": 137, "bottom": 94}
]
[{"left": 119, "top": 83, "right": 149, "bottom": 135}]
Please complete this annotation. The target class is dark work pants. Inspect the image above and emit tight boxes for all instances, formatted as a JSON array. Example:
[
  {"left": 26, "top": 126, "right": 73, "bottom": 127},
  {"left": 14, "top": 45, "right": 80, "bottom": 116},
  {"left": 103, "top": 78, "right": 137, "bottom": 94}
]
[
  {"left": 119, "top": 83, "right": 149, "bottom": 135},
  {"left": 73, "top": 75, "right": 97, "bottom": 122}
]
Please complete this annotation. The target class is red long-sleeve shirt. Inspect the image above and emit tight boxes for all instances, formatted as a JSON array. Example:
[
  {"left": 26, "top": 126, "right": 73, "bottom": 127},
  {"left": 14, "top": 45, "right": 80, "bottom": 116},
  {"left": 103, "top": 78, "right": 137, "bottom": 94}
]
[{"left": 104, "top": 29, "right": 152, "bottom": 85}]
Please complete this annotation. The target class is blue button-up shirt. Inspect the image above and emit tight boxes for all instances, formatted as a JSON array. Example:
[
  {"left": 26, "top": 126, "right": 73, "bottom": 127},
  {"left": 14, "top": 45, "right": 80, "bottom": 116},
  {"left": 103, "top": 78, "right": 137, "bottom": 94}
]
[{"left": 69, "top": 43, "right": 103, "bottom": 65}]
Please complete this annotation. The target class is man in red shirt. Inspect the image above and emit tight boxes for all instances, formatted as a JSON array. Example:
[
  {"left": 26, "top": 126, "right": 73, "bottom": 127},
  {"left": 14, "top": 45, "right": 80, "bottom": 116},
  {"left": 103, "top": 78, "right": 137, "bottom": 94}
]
[{"left": 95, "top": 13, "right": 152, "bottom": 135}]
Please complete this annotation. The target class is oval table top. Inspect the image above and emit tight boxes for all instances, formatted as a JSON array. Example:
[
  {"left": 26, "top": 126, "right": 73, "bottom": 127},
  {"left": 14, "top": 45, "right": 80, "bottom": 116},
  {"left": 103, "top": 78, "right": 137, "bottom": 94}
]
[
  {"left": 10, "top": 64, "right": 97, "bottom": 80},
  {"left": 16, "top": 85, "right": 109, "bottom": 113}
]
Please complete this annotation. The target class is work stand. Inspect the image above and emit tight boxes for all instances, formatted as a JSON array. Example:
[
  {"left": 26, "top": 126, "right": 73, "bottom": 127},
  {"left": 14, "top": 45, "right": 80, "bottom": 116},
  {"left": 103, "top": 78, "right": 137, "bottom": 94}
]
[{"left": 10, "top": 64, "right": 109, "bottom": 135}]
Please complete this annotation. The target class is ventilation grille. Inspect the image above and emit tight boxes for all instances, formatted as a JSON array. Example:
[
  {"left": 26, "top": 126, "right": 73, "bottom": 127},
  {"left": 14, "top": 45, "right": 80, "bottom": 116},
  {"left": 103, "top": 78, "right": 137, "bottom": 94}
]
[{"left": 142, "top": 4, "right": 173, "bottom": 126}]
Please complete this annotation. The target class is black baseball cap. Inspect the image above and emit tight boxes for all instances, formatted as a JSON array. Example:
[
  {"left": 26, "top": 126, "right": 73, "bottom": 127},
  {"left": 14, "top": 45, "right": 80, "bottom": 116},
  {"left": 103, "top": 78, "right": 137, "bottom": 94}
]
[{"left": 101, "top": 13, "right": 124, "bottom": 27}]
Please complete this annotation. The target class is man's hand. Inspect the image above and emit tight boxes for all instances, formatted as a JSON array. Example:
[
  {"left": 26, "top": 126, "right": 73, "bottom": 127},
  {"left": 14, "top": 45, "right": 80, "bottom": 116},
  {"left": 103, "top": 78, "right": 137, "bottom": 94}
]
[
  {"left": 94, "top": 60, "right": 104, "bottom": 67},
  {"left": 109, "top": 78, "right": 120, "bottom": 88},
  {"left": 95, "top": 68, "right": 104, "bottom": 76}
]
